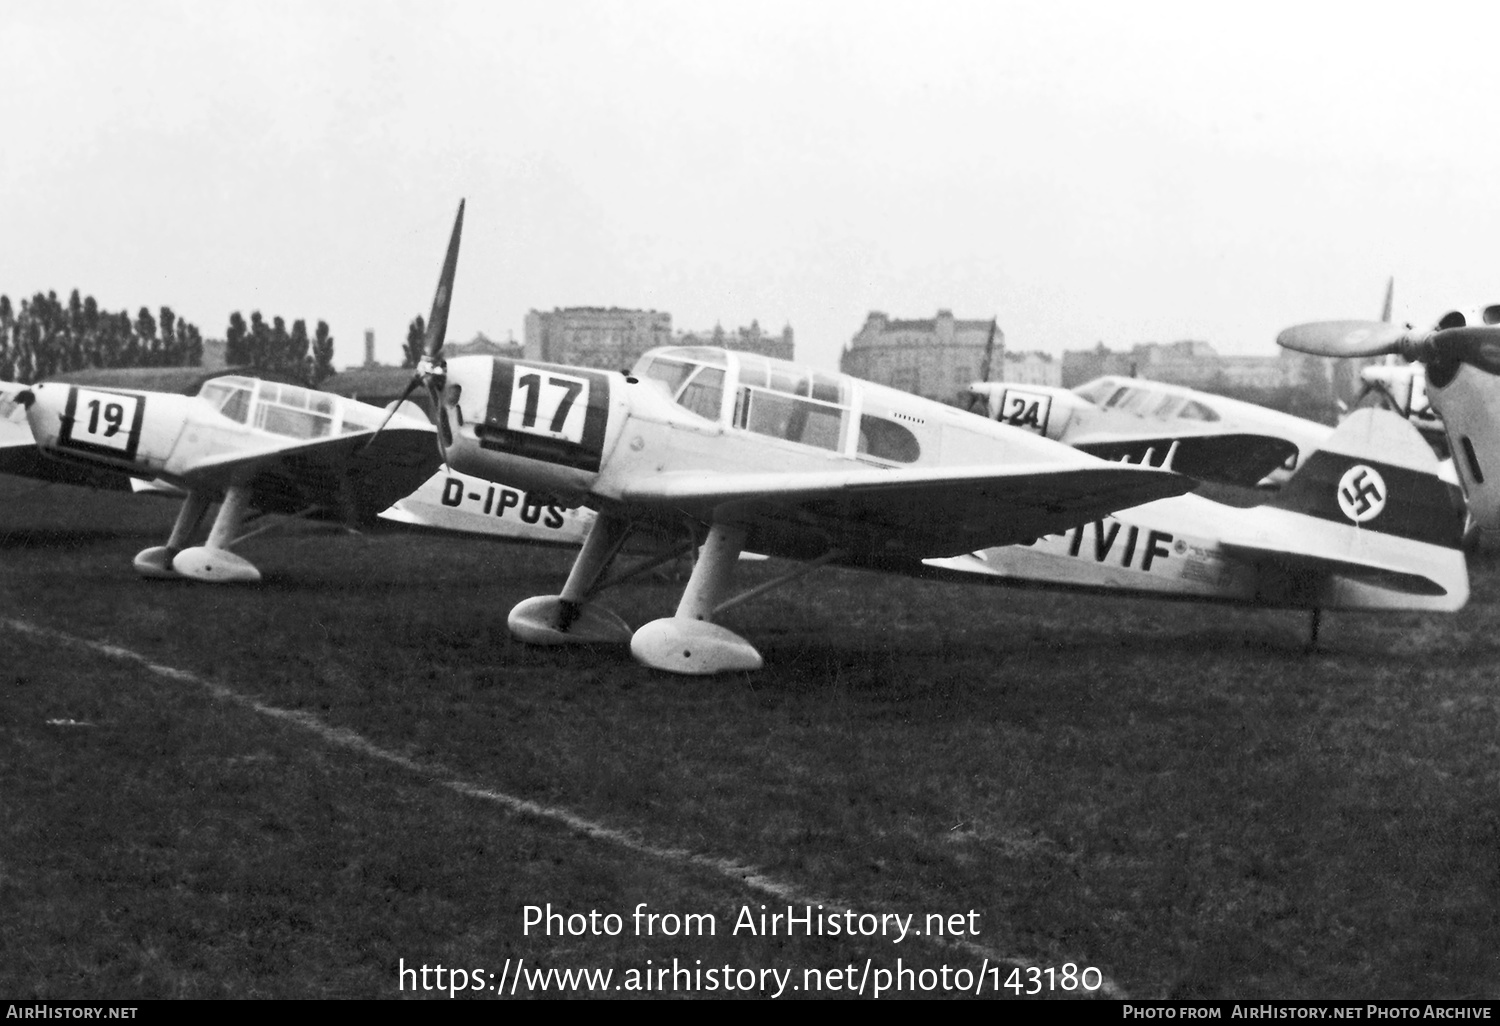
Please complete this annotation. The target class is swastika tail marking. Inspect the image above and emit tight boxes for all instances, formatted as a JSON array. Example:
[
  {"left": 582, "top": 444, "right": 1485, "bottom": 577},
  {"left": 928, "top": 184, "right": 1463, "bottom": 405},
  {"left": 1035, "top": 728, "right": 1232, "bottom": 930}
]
[{"left": 1337, "top": 464, "right": 1387, "bottom": 523}]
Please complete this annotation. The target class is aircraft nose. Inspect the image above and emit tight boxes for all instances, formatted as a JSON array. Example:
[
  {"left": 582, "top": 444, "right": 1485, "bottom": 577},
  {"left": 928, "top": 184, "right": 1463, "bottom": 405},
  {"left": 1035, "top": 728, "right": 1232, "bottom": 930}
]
[
  {"left": 442, "top": 355, "right": 497, "bottom": 428},
  {"left": 23, "top": 384, "right": 68, "bottom": 443}
]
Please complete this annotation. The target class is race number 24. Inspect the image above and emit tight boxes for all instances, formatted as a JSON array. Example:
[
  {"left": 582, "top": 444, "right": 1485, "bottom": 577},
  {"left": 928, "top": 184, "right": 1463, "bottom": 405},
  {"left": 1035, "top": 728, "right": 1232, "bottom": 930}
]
[
  {"left": 994, "top": 388, "right": 1052, "bottom": 435},
  {"left": 506, "top": 368, "right": 590, "bottom": 444}
]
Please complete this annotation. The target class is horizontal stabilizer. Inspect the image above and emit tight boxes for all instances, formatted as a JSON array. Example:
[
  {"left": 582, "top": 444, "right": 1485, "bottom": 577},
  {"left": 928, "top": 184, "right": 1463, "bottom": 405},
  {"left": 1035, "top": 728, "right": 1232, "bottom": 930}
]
[{"left": 1219, "top": 543, "right": 1450, "bottom": 597}]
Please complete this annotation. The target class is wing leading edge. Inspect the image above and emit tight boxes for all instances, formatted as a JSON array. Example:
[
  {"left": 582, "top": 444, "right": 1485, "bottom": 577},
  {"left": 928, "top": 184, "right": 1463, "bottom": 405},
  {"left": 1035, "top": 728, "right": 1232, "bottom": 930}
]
[{"left": 180, "top": 425, "right": 440, "bottom": 522}]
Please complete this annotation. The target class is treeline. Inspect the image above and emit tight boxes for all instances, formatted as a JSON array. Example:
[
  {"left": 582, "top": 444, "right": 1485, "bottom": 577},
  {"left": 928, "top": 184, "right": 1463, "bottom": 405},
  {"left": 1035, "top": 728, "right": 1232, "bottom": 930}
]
[
  {"left": 0, "top": 289, "right": 338, "bottom": 386},
  {"left": 0, "top": 290, "right": 205, "bottom": 383},
  {"left": 225, "top": 311, "right": 336, "bottom": 385}
]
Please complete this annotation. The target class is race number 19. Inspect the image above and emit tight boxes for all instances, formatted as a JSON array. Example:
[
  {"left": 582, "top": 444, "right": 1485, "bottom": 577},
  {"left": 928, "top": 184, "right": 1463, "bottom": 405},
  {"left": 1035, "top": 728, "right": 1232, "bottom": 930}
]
[
  {"left": 506, "top": 368, "right": 590, "bottom": 444},
  {"left": 60, "top": 387, "right": 144, "bottom": 457}
]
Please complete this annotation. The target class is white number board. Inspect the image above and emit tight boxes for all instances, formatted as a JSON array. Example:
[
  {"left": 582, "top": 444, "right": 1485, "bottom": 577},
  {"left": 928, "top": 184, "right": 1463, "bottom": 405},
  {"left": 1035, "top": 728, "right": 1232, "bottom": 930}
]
[
  {"left": 994, "top": 387, "right": 1053, "bottom": 435},
  {"left": 61, "top": 387, "right": 144, "bottom": 456},
  {"left": 506, "top": 368, "right": 591, "bottom": 444}
]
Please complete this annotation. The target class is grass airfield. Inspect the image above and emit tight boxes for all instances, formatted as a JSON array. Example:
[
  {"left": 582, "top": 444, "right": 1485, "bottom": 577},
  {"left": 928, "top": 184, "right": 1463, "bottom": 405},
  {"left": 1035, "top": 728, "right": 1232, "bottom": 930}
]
[{"left": 3, "top": 475, "right": 1499, "bottom": 1000}]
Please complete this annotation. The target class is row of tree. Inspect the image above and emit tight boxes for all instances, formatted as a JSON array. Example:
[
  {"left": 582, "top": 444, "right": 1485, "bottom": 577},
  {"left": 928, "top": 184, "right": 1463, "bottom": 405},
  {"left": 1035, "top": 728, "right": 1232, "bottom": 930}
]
[
  {"left": 225, "top": 311, "right": 336, "bottom": 385},
  {"left": 0, "top": 290, "right": 337, "bottom": 385},
  {"left": 0, "top": 290, "right": 205, "bottom": 383}
]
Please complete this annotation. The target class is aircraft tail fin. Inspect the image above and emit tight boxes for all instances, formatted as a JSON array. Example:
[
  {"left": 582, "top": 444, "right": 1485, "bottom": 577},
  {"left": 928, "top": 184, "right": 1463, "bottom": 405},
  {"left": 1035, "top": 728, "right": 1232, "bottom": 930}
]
[{"left": 1267, "top": 408, "right": 1465, "bottom": 549}]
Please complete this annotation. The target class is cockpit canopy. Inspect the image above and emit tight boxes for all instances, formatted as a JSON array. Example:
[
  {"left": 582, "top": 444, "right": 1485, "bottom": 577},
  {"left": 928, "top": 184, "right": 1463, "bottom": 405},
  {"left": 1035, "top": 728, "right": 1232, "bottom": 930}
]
[
  {"left": 1072, "top": 377, "right": 1221, "bottom": 423},
  {"left": 196, "top": 376, "right": 382, "bottom": 439},
  {"left": 629, "top": 346, "right": 921, "bottom": 463}
]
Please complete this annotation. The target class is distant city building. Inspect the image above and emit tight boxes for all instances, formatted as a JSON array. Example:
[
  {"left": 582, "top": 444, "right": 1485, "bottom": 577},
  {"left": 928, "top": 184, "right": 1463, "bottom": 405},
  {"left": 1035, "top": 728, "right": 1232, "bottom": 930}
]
[
  {"left": 1060, "top": 344, "right": 1136, "bottom": 385},
  {"left": 445, "top": 331, "right": 523, "bottom": 361},
  {"left": 1000, "top": 351, "right": 1061, "bottom": 387},
  {"left": 841, "top": 310, "right": 1002, "bottom": 404},
  {"left": 675, "top": 320, "right": 795, "bottom": 361},
  {"left": 1061, "top": 340, "right": 1322, "bottom": 391},
  {"left": 524, "top": 307, "right": 674, "bottom": 370}
]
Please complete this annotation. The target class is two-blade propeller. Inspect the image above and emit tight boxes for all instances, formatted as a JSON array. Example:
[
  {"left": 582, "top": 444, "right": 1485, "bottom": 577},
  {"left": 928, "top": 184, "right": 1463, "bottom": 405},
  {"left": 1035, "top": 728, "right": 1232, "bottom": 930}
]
[
  {"left": 1276, "top": 319, "right": 1500, "bottom": 387},
  {"left": 365, "top": 199, "right": 466, "bottom": 460}
]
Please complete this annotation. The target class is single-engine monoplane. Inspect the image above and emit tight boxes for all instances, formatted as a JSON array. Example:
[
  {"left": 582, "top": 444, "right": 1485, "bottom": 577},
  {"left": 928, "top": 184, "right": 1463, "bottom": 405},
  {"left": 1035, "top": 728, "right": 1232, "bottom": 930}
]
[
  {"left": 7, "top": 374, "right": 439, "bottom": 582},
  {"left": 379, "top": 202, "right": 1197, "bottom": 674},
  {"left": 967, "top": 375, "right": 1325, "bottom": 489}
]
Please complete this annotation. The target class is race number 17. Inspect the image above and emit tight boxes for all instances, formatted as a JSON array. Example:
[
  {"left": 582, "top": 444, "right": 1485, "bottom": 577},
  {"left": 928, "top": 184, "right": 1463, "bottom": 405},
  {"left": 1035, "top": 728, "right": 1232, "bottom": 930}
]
[{"left": 507, "top": 369, "right": 590, "bottom": 444}]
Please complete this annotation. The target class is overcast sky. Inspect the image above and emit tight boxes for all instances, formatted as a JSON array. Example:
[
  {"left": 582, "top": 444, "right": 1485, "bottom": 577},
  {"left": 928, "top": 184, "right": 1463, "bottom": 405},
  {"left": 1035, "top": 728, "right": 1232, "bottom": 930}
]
[{"left": 4, "top": 0, "right": 1497, "bottom": 371}]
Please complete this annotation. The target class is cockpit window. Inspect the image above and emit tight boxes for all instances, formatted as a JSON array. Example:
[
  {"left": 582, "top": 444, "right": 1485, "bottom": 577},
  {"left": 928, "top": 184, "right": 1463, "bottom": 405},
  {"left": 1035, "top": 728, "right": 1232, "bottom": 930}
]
[
  {"left": 677, "top": 367, "right": 725, "bottom": 421},
  {"left": 1072, "top": 379, "right": 1118, "bottom": 405},
  {"left": 1112, "top": 388, "right": 1159, "bottom": 416},
  {"left": 857, "top": 415, "right": 920, "bottom": 463},
  {"left": 199, "top": 381, "right": 252, "bottom": 424},
  {"left": 741, "top": 390, "right": 844, "bottom": 450},
  {"left": 252, "top": 380, "right": 334, "bottom": 439},
  {"left": 1149, "top": 395, "right": 1185, "bottom": 419},
  {"left": 1177, "top": 400, "right": 1220, "bottom": 422},
  {"left": 637, "top": 356, "right": 725, "bottom": 422},
  {"left": 734, "top": 354, "right": 850, "bottom": 452},
  {"left": 638, "top": 356, "right": 694, "bottom": 397}
]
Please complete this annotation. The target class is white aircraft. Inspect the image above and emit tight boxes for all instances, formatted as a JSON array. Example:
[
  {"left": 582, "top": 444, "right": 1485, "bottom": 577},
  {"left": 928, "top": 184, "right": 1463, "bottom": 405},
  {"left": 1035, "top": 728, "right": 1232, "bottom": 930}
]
[
  {"left": 7, "top": 374, "right": 440, "bottom": 582},
  {"left": 2, "top": 376, "right": 593, "bottom": 550},
  {"left": 967, "top": 375, "right": 1328, "bottom": 488},
  {"left": 376, "top": 201, "right": 1197, "bottom": 674},
  {"left": 924, "top": 407, "right": 1468, "bottom": 643},
  {"left": 1278, "top": 304, "right": 1500, "bottom": 530}
]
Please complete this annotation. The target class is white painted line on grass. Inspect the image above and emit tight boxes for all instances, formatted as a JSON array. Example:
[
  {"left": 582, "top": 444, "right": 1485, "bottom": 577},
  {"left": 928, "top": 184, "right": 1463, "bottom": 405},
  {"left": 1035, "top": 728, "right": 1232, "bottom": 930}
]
[{"left": 4, "top": 616, "right": 1126, "bottom": 998}]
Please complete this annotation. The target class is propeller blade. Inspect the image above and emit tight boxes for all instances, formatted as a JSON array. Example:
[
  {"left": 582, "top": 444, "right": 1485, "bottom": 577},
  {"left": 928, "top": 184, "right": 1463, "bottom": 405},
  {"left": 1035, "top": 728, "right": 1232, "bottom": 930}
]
[
  {"left": 423, "top": 199, "right": 465, "bottom": 367},
  {"left": 428, "top": 381, "right": 452, "bottom": 472},
  {"left": 1275, "top": 320, "right": 1410, "bottom": 359},
  {"left": 358, "top": 374, "right": 426, "bottom": 453},
  {"left": 358, "top": 199, "right": 466, "bottom": 462}
]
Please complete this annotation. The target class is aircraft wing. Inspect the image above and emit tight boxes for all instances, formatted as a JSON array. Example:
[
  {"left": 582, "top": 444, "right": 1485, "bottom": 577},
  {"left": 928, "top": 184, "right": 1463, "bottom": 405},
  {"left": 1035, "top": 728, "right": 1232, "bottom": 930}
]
[
  {"left": 1218, "top": 543, "right": 1449, "bottom": 597},
  {"left": 179, "top": 426, "right": 440, "bottom": 523},
  {"left": 1069, "top": 432, "right": 1299, "bottom": 487},
  {"left": 619, "top": 462, "right": 1193, "bottom": 560}
]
